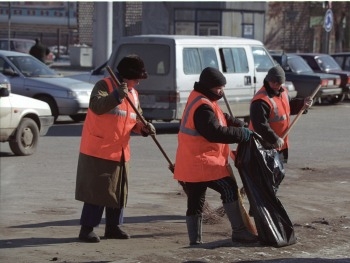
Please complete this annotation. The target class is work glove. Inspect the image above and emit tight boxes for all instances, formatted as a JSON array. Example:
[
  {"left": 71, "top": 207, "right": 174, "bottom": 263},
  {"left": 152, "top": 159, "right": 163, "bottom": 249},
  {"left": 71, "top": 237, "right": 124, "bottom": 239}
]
[
  {"left": 141, "top": 122, "right": 156, "bottom": 136},
  {"left": 273, "top": 137, "right": 284, "bottom": 149},
  {"left": 304, "top": 96, "right": 313, "bottom": 109},
  {"left": 240, "top": 127, "right": 253, "bottom": 142},
  {"left": 117, "top": 82, "right": 128, "bottom": 100}
]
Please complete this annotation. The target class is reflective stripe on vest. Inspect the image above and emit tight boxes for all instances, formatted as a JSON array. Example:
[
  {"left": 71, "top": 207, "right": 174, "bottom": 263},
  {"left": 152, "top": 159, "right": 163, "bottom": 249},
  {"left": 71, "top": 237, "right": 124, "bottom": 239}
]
[
  {"left": 105, "top": 78, "right": 138, "bottom": 120},
  {"left": 255, "top": 89, "right": 289, "bottom": 123}
]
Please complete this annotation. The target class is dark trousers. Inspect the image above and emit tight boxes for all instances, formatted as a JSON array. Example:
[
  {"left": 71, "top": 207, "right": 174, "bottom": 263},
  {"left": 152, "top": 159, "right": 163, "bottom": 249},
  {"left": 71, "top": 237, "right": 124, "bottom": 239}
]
[
  {"left": 80, "top": 202, "right": 124, "bottom": 228},
  {"left": 185, "top": 176, "right": 238, "bottom": 216}
]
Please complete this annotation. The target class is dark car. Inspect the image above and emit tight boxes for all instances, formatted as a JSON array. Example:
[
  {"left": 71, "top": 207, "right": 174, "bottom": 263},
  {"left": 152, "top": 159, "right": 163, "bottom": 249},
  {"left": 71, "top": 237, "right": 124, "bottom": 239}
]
[
  {"left": 271, "top": 52, "right": 342, "bottom": 104},
  {"left": 331, "top": 52, "right": 350, "bottom": 71},
  {"left": 297, "top": 53, "right": 350, "bottom": 102}
]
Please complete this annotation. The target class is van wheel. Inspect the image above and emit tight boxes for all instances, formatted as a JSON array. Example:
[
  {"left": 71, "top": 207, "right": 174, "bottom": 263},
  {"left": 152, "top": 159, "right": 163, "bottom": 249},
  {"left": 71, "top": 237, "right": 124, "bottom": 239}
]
[
  {"left": 36, "top": 95, "right": 59, "bottom": 122},
  {"left": 9, "top": 118, "right": 39, "bottom": 156}
]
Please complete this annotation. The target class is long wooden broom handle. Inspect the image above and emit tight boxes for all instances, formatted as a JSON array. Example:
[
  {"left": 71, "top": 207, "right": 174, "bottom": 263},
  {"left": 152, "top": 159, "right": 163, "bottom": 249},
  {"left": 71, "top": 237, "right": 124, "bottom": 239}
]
[
  {"left": 106, "top": 66, "right": 174, "bottom": 170},
  {"left": 223, "top": 92, "right": 234, "bottom": 120},
  {"left": 282, "top": 84, "right": 321, "bottom": 139}
]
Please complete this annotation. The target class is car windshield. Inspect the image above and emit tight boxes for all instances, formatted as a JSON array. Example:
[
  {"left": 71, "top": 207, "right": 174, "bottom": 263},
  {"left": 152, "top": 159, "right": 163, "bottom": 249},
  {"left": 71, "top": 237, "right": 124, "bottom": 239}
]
[
  {"left": 317, "top": 55, "right": 342, "bottom": 71},
  {"left": 7, "top": 55, "right": 59, "bottom": 77},
  {"left": 252, "top": 47, "right": 275, "bottom": 72},
  {"left": 288, "top": 56, "right": 314, "bottom": 74}
]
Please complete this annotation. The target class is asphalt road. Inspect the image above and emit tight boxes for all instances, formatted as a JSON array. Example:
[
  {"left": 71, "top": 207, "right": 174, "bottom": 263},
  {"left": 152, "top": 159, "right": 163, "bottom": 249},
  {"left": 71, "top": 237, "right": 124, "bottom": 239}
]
[{"left": 0, "top": 100, "right": 349, "bottom": 262}]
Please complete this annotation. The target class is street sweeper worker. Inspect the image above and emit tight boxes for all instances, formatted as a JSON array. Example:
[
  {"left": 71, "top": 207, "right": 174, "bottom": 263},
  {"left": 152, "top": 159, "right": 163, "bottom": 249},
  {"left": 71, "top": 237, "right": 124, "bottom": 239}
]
[
  {"left": 174, "top": 67, "right": 258, "bottom": 246},
  {"left": 75, "top": 54, "right": 156, "bottom": 243},
  {"left": 249, "top": 64, "right": 313, "bottom": 163}
]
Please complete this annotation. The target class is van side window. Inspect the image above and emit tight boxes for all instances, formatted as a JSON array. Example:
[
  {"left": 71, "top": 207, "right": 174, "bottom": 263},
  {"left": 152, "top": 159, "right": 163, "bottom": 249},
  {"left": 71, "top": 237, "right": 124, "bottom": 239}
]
[
  {"left": 183, "top": 48, "right": 218, "bottom": 75},
  {"left": 252, "top": 47, "right": 274, "bottom": 72},
  {"left": 220, "top": 48, "right": 249, "bottom": 73}
]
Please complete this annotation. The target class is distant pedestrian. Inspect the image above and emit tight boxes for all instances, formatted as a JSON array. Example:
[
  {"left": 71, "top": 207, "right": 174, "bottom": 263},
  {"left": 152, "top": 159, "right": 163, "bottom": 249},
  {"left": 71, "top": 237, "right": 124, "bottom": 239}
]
[{"left": 29, "top": 38, "right": 50, "bottom": 63}]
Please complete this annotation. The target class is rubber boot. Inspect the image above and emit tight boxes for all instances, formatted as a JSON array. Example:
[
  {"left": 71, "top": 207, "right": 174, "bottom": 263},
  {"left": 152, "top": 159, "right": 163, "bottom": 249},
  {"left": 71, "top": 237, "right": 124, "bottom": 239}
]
[
  {"left": 104, "top": 207, "right": 130, "bottom": 239},
  {"left": 223, "top": 201, "right": 258, "bottom": 243},
  {"left": 186, "top": 215, "right": 203, "bottom": 245},
  {"left": 79, "top": 226, "right": 100, "bottom": 243}
]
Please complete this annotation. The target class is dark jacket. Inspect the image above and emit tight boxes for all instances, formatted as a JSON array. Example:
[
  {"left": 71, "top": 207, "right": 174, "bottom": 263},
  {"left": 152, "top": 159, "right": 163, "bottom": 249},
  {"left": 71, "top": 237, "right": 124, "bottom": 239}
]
[
  {"left": 250, "top": 81, "right": 305, "bottom": 146},
  {"left": 29, "top": 43, "right": 50, "bottom": 62}
]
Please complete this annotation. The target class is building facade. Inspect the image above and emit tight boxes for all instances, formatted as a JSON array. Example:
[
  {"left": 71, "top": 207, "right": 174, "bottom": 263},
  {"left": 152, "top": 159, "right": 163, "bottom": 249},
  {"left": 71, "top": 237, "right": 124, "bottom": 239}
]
[{"left": 0, "top": 1, "right": 349, "bottom": 65}]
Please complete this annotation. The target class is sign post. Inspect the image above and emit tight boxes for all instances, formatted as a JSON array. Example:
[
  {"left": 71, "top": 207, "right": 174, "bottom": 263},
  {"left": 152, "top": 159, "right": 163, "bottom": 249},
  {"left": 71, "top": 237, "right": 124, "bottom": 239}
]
[{"left": 323, "top": 8, "right": 333, "bottom": 54}]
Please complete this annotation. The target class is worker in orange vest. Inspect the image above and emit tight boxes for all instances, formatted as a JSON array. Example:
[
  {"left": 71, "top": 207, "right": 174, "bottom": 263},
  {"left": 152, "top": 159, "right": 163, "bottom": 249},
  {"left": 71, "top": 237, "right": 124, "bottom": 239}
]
[
  {"left": 75, "top": 54, "right": 156, "bottom": 243},
  {"left": 174, "top": 67, "right": 257, "bottom": 245},
  {"left": 249, "top": 64, "right": 313, "bottom": 164}
]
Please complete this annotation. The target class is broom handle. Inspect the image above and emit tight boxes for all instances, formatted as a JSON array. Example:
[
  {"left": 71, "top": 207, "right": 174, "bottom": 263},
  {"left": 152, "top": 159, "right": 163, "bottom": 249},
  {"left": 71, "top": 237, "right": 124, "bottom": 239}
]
[
  {"left": 106, "top": 66, "right": 174, "bottom": 169},
  {"left": 282, "top": 84, "right": 321, "bottom": 139},
  {"left": 223, "top": 92, "right": 234, "bottom": 119}
]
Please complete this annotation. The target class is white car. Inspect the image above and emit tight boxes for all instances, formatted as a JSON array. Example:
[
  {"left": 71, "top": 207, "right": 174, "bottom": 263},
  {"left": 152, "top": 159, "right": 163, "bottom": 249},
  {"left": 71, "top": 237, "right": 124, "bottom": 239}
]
[
  {"left": 0, "top": 50, "right": 94, "bottom": 122},
  {"left": 0, "top": 73, "right": 54, "bottom": 156}
]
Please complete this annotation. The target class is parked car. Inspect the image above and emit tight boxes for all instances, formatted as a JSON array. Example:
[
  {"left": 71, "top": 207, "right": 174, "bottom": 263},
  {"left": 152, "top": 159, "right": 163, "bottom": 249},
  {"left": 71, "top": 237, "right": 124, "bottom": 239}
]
[
  {"left": 271, "top": 52, "right": 342, "bottom": 104},
  {"left": 283, "top": 81, "right": 297, "bottom": 99},
  {"left": 0, "top": 73, "right": 54, "bottom": 156},
  {"left": 0, "top": 50, "right": 94, "bottom": 122},
  {"left": 331, "top": 52, "right": 350, "bottom": 71},
  {"left": 297, "top": 53, "right": 350, "bottom": 102},
  {"left": 0, "top": 38, "right": 55, "bottom": 65}
]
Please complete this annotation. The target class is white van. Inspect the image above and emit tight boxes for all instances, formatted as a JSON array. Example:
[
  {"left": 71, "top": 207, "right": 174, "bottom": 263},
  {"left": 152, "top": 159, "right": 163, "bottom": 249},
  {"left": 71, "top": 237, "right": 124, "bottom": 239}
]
[{"left": 71, "top": 35, "right": 276, "bottom": 122}]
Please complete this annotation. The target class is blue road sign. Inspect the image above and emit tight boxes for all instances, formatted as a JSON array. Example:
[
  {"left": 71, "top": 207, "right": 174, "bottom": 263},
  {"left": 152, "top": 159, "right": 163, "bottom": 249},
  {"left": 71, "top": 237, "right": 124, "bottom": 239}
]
[{"left": 324, "top": 9, "right": 333, "bottom": 32}]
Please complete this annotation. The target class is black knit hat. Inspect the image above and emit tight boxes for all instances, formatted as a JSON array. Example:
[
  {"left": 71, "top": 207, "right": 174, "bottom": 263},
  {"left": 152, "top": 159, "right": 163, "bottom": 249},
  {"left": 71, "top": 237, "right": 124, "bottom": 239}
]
[
  {"left": 117, "top": 54, "right": 148, "bottom": 79},
  {"left": 265, "top": 65, "right": 285, "bottom": 84},
  {"left": 198, "top": 67, "right": 226, "bottom": 89}
]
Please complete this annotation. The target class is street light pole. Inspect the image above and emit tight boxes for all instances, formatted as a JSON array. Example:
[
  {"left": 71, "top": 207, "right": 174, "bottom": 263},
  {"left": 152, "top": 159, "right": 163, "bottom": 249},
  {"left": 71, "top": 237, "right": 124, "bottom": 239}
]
[{"left": 7, "top": 2, "right": 11, "bottom": 50}]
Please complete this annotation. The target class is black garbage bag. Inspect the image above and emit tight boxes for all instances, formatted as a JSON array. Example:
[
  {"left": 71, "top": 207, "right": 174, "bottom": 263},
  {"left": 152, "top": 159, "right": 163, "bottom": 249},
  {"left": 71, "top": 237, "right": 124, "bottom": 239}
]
[{"left": 234, "top": 133, "right": 296, "bottom": 247}]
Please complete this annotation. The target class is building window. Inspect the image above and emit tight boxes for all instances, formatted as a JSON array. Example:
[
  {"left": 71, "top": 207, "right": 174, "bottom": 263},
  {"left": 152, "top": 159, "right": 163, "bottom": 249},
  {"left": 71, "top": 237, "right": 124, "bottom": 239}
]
[
  {"left": 175, "top": 9, "right": 221, "bottom": 36},
  {"left": 242, "top": 24, "right": 254, "bottom": 39},
  {"left": 198, "top": 23, "right": 220, "bottom": 36}
]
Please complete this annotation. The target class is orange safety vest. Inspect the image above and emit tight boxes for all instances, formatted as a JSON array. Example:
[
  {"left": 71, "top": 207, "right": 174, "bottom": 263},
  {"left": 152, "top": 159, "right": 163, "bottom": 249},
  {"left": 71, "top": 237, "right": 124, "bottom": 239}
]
[
  {"left": 174, "top": 90, "right": 230, "bottom": 183},
  {"left": 249, "top": 86, "right": 290, "bottom": 150},
  {"left": 80, "top": 77, "right": 139, "bottom": 162}
]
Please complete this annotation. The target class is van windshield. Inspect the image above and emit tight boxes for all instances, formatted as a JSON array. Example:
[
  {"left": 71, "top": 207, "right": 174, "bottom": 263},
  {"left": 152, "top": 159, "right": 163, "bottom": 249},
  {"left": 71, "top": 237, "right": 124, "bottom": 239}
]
[{"left": 115, "top": 44, "right": 170, "bottom": 75}]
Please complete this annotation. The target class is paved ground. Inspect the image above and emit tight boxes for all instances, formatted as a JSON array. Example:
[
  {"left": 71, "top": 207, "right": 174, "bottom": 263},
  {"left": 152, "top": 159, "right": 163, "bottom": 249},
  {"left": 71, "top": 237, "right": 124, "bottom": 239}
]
[{"left": 0, "top": 81, "right": 349, "bottom": 262}]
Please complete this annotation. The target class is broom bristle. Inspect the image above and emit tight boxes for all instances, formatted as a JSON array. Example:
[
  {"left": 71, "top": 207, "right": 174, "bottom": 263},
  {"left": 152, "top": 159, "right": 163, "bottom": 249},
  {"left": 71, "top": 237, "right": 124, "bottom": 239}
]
[{"left": 202, "top": 202, "right": 225, "bottom": 224}]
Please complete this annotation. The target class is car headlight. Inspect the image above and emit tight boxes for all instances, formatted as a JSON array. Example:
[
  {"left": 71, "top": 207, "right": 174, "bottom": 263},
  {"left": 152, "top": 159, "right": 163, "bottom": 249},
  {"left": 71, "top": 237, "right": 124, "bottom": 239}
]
[
  {"left": 67, "top": 90, "right": 77, "bottom": 98},
  {"left": 67, "top": 90, "right": 91, "bottom": 98},
  {"left": 0, "top": 82, "right": 11, "bottom": 92}
]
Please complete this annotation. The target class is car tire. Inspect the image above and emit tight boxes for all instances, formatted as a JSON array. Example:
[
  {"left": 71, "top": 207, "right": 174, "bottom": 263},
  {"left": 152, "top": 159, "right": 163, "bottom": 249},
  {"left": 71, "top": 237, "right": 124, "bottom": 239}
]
[
  {"left": 330, "top": 94, "right": 345, "bottom": 104},
  {"left": 69, "top": 114, "right": 86, "bottom": 122},
  {"left": 36, "top": 95, "right": 59, "bottom": 122},
  {"left": 9, "top": 118, "right": 39, "bottom": 156}
]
